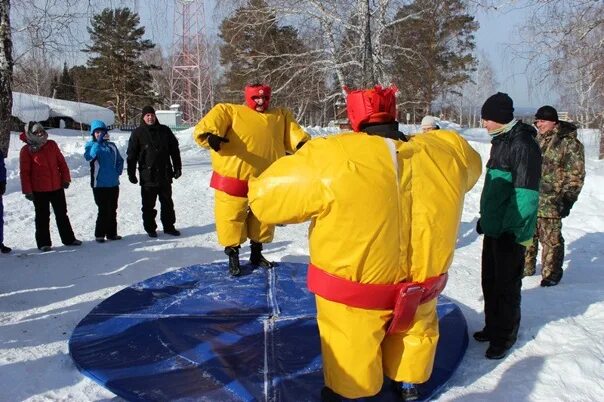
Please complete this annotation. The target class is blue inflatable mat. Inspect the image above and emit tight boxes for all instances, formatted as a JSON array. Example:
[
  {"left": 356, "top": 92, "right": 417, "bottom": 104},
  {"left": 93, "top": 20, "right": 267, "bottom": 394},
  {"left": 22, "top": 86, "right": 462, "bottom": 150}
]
[{"left": 69, "top": 262, "right": 468, "bottom": 401}]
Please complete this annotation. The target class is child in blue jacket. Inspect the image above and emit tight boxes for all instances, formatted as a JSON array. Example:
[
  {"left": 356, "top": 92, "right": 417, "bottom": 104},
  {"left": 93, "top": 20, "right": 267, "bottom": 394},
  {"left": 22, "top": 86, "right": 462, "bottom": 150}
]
[
  {"left": 0, "top": 149, "right": 11, "bottom": 253},
  {"left": 84, "top": 120, "right": 124, "bottom": 242}
]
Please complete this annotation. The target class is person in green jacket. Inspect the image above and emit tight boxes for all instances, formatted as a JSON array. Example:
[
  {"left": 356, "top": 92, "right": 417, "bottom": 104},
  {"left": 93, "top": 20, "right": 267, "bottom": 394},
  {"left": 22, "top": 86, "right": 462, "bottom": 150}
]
[{"left": 475, "top": 92, "right": 542, "bottom": 360}]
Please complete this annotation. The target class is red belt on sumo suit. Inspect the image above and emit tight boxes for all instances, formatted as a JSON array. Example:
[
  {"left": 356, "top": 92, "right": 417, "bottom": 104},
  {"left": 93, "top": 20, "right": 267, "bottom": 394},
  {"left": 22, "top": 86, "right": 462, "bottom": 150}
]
[
  {"left": 307, "top": 263, "right": 448, "bottom": 334},
  {"left": 210, "top": 171, "right": 249, "bottom": 198}
]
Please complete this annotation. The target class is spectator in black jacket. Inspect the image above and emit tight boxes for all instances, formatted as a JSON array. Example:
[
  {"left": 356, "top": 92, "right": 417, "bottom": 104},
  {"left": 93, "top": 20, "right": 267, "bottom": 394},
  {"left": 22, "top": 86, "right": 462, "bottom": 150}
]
[{"left": 127, "top": 106, "right": 182, "bottom": 237}]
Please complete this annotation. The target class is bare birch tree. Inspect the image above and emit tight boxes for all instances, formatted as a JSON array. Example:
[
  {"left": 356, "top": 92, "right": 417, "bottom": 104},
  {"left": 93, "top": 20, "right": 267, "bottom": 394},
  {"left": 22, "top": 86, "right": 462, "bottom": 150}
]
[{"left": 0, "top": 0, "right": 12, "bottom": 156}]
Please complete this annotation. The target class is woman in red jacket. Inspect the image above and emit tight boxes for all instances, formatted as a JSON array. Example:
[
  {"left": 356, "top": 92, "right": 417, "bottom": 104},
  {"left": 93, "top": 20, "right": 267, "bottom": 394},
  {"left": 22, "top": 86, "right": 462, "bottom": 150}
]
[{"left": 20, "top": 122, "right": 81, "bottom": 252}]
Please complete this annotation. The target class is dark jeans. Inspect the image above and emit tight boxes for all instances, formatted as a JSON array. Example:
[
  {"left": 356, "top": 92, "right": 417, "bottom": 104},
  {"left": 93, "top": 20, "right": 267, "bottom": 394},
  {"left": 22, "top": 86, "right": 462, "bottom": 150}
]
[
  {"left": 140, "top": 184, "right": 176, "bottom": 233},
  {"left": 481, "top": 235, "right": 526, "bottom": 348},
  {"left": 32, "top": 189, "right": 76, "bottom": 248},
  {"left": 93, "top": 186, "right": 119, "bottom": 238},
  {"left": 0, "top": 196, "right": 4, "bottom": 244}
]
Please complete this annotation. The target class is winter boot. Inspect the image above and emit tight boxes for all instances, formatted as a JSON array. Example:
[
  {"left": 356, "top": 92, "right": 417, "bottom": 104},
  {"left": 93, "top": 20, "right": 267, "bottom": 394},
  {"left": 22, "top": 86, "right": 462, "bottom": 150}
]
[
  {"left": 0, "top": 243, "right": 11, "bottom": 254},
  {"left": 397, "top": 382, "right": 420, "bottom": 401},
  {"left": 225, "top": 246, "right": 241, "bottom": 276},
  {"left": 250, "top": 241, "right": 275, "bottom": 268},
  {"left": 320, "top": 387, "right": 343, "bottom": 402}
]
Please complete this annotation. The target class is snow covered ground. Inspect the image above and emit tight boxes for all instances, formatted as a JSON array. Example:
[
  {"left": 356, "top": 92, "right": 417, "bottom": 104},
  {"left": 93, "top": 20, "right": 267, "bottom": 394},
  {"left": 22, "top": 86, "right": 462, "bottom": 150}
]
[{"left": 0, "top": 125, "right": 603, "bottom": 401}]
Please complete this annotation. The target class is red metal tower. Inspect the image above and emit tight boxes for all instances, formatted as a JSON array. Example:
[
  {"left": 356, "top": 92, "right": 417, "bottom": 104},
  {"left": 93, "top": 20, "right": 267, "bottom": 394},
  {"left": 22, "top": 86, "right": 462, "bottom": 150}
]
[{"left": 170, "top": 0, "right": 214, "bottom": 124}]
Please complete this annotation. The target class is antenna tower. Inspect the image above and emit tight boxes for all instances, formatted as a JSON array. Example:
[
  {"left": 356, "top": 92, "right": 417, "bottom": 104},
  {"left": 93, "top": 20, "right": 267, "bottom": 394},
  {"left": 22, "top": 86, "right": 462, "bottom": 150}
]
[{"left": 170, "top": 0, "right": 214, "bottom": 124}]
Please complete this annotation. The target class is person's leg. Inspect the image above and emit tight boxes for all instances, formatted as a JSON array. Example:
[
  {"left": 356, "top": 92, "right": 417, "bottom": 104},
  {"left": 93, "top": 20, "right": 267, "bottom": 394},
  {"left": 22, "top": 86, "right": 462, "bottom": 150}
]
[
  {"left": 33, "top": 192, "right": 52, "bottom": 249},
  {"left": 480, "top": 236, "right": 497, "bottom": 339},
  {"left": 523, "top": 219, "right": 541, "bottom": 277},
  {"left": 315, "top": 297, "right": 386, "bottom": 399},
  {"left": 0, "top": 197, "right": 9, "bottom": 253},
  {"left": 247, "top": 210, "right": 276, "bottom": 267},
  {"left": 92, "top": 187, "right": 109, "bottom": 239},
  {"left": 107, "top": 186, "right": 120, "bottom": 238},
  {"left": 141, "top": 186, "right": 159, "bottom": 234},
  {"left": 49, "top": 189, "right": 77, "bottom": 245},
  {"left": 157, "top": 183, "right": 177, "bottom": 233},
  {"left": 215, "top": 191, "right": 249, "bottom": 276},
  {"left": 486, "top": 237, "right": 525, "bottom": 358},
  {"left": 540, "top": 218, "right": 564, "bottom": 286}
]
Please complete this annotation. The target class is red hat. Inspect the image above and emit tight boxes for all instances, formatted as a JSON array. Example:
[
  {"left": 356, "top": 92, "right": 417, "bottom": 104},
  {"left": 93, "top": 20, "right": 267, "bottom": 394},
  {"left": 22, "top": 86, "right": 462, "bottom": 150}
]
[
  {"left": 244, "top": 84, "right": 271, "bottom": 112},
  {"left": 344, "top": 85, "right": 398, "bottom": 132}
]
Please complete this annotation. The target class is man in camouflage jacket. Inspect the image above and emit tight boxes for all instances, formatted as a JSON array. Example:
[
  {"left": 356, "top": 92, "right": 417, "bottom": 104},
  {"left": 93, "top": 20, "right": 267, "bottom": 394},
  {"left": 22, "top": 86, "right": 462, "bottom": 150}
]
[{"left": 524, "top": 106, "right": 585, "bottom": 287}]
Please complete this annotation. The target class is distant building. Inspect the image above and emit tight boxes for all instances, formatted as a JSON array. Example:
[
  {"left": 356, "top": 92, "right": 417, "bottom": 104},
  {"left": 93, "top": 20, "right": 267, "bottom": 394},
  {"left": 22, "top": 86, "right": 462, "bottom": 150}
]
[{"left": 155, "top": 105, "right": 183, "bottom": 128}]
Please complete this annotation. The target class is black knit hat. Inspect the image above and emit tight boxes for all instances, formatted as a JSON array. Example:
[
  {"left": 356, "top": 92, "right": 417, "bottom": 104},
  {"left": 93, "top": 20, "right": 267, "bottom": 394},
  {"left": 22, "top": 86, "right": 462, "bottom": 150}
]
[
  {"left": 141, "top": 105, "right": 156, "bottom": 116},
  {"left": 481, "top": 92, "right": 514, "bottom": 124},
  {"left": 535, "top": 105, "right": 558, "bottom": 122}
]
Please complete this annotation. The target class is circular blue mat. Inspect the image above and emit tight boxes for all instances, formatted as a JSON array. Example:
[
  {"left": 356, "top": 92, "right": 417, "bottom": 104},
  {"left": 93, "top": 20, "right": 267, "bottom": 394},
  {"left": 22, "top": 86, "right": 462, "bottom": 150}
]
[{"left": 69, "top": 262, "right": 468, "bottom": 401}]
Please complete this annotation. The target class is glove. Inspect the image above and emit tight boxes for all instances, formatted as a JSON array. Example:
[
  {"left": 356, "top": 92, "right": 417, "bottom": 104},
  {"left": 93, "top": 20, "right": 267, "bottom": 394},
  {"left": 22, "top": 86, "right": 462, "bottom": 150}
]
[
  {"left": 0, "top": 181, "right": 5, "bottom": 195},
  {"left": 476, "top": 218, "right": 483, "bottom": 235},
  {"left": 560, "top": 199, "right": 573, "bottom": 218},
  {"left": 97, "top": 134, "right": 105, "bottom": 144},
  {"left": 207, "top": 133, "right": 229, "bottom": 152},
  {"left": 129, "top": 175, "right": 138, "bottom": 184},
  {"left": 24, "top": 193, "right": 34, "bottom": 201},
  {"left": 173, "top": 169, "right": 182, "bottom": 179},
  {"left": 62, "top": 182, "right": 70, "bottom": 189}
]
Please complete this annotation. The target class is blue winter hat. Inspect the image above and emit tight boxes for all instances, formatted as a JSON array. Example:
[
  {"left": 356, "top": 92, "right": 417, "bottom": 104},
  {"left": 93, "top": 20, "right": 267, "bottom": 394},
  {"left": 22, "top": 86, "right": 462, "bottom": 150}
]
[{"left": 90, "top": 120, "right": 108, "bottom": 136}]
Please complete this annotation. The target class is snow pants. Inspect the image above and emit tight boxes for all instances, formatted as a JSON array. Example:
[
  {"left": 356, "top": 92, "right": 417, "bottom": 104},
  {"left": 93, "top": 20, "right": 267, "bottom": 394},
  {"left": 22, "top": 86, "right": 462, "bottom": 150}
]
[
  {"left": 315, "top": 295, "right": 439, "bottom": 398},
  {"left": 214, "top": 190, "right": 274, "bottom": 247},
  {"left": 32, "top": 189, "right": 77, "bottom": 248},
  {"left": 481, "top": 235, "right": 525, "bottom": 349},
  {"left": 524, "top": 217, "right": 564, "bottom": 282},
  {"left": 140, "top": 183, "right": 176, "bottom": 233},
  {"left": 93, "top": 186, "right": 119, "bottom": 238}
]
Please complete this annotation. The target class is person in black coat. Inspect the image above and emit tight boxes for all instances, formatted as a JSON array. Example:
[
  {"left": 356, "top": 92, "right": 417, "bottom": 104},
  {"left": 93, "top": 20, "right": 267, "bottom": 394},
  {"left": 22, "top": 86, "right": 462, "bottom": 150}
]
[{"left": 127, "top": 106, "right": 182, "bottom": 237}]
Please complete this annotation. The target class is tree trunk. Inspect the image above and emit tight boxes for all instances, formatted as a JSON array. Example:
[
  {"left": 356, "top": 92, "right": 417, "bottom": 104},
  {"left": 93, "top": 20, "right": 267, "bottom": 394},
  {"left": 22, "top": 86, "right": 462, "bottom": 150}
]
[{"left": 0, "top": 0, "right": 13, "bottom": 157}]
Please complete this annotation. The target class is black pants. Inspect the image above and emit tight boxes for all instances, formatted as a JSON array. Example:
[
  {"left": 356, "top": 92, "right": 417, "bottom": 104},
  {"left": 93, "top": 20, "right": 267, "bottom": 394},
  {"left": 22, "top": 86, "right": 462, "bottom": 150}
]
[
  {"left": 141, "top": 184, "right": 176, "bottom": 233},
  {"left": 32, "top": 189, "right": 76, "bottom": 248},
  {"left": 93, "top": 186, "right": 119, "bottom": 238},
  {"left": 481, "top": 235, "right": 526, "bottom": 348}
]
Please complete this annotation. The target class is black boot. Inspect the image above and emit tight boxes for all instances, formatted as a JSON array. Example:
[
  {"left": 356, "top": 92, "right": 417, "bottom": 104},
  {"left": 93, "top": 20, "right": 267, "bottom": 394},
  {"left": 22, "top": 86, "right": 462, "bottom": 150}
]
[
  {"left": 320, "top": 387, "right": 343, "bottom": 402},
  {"left": 397, "top": 382, "right": 420, "bottom": 401},
  {"left": 0, "top": 243, "right": 11, "bottom": 254},
  {"left": 224, "top": 246, "right": 241, "bottom": 276},
  {"left": 250, "top": 241, "right": 275, "bottom": 268}
]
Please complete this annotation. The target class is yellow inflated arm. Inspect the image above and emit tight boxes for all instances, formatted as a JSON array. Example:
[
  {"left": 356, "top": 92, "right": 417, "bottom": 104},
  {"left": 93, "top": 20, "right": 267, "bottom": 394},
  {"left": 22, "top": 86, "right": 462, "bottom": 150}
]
[
  {"left": 193, "top": 104, "right": 234, "bottom": 148},
  {"left": 249, "top": 139, "right": 333, "bottom": 224},
  {"left": 282, "top": 109, "right": 311, "bottom": 153}
]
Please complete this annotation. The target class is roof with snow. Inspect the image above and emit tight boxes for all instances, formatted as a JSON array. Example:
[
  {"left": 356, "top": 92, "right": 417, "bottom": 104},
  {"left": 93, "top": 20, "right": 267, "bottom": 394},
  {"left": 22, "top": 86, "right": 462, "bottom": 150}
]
[{"left": 12, "top": 92, "right": 115, "bottom": 125}]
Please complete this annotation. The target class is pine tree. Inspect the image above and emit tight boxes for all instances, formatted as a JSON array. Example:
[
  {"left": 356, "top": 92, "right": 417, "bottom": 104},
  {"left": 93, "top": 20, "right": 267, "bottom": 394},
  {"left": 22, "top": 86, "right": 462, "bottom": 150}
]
[
  {"left": 55, "top": 62, "right": 76, "bottom": 100},
  {"left": 218, "top": 0, "right": 325, "bottom": 120},
  {"left": 83, "top": 7, "right": 158, "bottom": 124},
  {"left": 387, "top": 0, "right": 478, "bottom": 116}
]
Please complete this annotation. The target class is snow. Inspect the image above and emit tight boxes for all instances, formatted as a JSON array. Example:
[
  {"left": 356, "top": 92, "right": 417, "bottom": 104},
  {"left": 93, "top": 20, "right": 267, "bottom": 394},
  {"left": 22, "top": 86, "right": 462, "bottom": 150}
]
[
  {"left": 11, "top": 92, "right": 115, "bottom": 127},
  {"left": 1, "top": 125, "right": 603, "bottom": 401}
]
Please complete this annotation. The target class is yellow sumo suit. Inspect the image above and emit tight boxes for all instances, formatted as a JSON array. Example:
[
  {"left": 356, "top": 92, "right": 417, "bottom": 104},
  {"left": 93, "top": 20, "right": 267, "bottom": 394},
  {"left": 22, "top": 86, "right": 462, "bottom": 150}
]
[
  {"left": 248, "top": 86, "right": 482, "bottom": 398},
  {"left": 193, "top": 87, "right": 309, "bottom": 249}
]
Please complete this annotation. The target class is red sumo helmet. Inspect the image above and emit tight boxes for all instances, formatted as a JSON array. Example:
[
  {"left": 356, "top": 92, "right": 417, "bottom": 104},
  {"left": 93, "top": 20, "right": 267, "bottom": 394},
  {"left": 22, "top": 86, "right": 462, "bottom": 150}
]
[
  {"left": 344, "top": 85, "right": 398, "bottom": 132},
  {"left": 244, "top": 84, "right": 272, "bottom": 112}
]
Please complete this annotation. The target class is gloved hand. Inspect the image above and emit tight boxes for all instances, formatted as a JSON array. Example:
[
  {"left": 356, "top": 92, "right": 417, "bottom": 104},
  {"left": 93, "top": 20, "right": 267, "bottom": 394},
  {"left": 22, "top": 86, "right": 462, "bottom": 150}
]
[
  {"left": 0, "top": 181, "right": 5, "bottom": 195},
  {"left": 560, "top": 199, "right": 573, "bottom": 218},
  {"left": 476, "top": 218, "right": 483, "bottom": 235},
  {"left": 24, "top": 193, "right": 34, "bottom": 201},
  {"left": 129, "top": 175, "right": 138, "bottom": 184},
  {"left": 97, "top": 134, "right": 105, "bottom": 144},
  {"left": 207, "top": 133, "right": 229, "bottom": 152},
  {"left": 62, "top": 182, "right": 70, "bottom": 189},
  {"left": 173, "top": 169, "right": 182, "bottom": 179}
]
